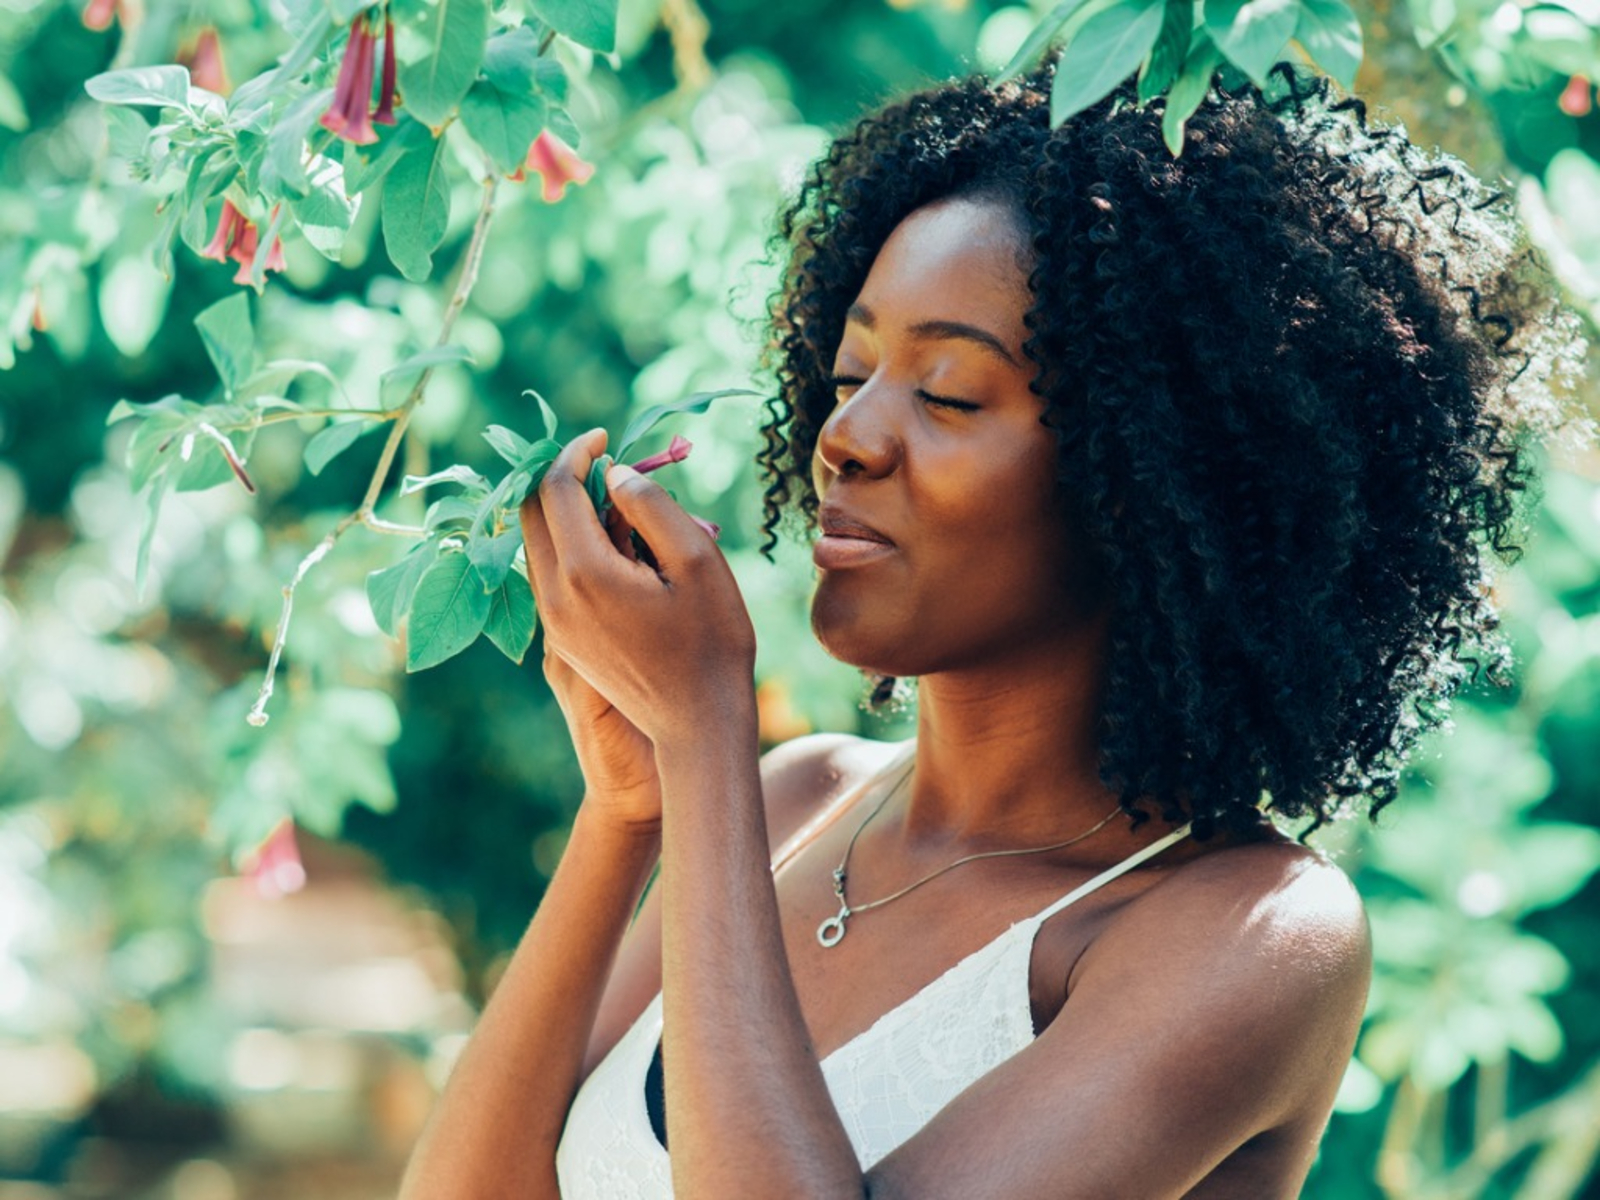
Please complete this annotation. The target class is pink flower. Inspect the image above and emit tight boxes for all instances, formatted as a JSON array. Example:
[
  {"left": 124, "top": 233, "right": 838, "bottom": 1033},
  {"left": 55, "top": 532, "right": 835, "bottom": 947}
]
[
  {"left": 202, "top": 200, "right": 248, "bottom": 261},
  {"left": 244, "top": 819, "right": 307, "bottom": 898},
  {"left": 181, "top": 27, "right": 231, "bottom": 95},
  {"left": 373, "top": 15, "right": 398, "bottom": 126},
  {"left": 202, "top": 200, "right": 287, "bottom": 285},
  {"left": 1559, "top": 75, "right": 1593, "bottom": 118},
  {"left": 629, "top": 435, "right": 693, "bottom": 475},
  {"left": 514, "top": 131, "right": 594, "bottom": 201},
  {"left": 319, "top": 13, "right": 379, "bottom": 146},
  {"left": 81, "top": 0, "right": 119, "bottom": 30}
]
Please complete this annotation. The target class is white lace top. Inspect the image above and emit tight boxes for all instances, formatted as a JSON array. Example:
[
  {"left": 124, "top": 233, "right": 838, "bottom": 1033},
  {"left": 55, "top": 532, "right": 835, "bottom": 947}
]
[{"left": 555, "top": 743, "right": 1192, "bottom": 1198}]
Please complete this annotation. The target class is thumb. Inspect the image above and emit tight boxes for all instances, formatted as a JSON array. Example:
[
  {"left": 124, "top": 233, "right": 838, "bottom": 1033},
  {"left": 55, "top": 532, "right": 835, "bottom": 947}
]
[{"left": 604, "top": 462, "right": 699, "bottom": 569}]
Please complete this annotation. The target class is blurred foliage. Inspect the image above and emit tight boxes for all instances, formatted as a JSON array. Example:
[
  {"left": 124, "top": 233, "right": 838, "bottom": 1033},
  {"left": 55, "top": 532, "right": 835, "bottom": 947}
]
[{"left": 1, "top": 0, "right": 1598, "bottom": 1195}]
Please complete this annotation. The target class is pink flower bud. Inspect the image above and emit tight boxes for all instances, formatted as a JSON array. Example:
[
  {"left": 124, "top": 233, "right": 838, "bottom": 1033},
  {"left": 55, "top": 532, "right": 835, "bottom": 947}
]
[
  {"left": 1559, "top": 75, "right": 1593, "bottom": 118},
  {"left": 374, "top": 15, "right": 398, "bottom": 125},
  {"left": 319, "top": 13, "right": 379, "bottom": 145},
  {"left": 516, "top": 131, "right": 595, "bottom": 201},
  {"left": 81, "top": 0, "right": 118, "bottom": 31},
  {"left": 181, "top": 27, "right": 231, "bottom": 95},
  {"left": 202, "top": 200, "right": 247, "bottom": 261},
  {"left": 628, "top": 435, "right": 693, "bottom": 475},
  {"left": 244, "top": 819, "right": 306, "bottom": 898}
]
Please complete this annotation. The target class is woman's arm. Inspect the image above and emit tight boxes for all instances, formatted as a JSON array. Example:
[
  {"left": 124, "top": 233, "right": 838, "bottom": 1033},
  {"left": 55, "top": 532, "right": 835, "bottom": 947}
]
[{"left": 396, "top": 804, "right": 660, "bottom": 1200}]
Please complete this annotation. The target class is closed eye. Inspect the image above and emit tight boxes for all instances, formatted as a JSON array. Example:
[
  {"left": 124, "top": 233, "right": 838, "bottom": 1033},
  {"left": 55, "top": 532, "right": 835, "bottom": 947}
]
[{"left": 828, "top": 375, "right": 979, "bottom": 414}]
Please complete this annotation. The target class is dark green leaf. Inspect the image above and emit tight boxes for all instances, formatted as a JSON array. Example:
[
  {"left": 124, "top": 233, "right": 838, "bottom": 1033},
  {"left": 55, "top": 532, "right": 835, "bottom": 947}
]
[
  {"left": 995, "top": 0, "right": 1099, "bottom": 83},
  {"left": 1162, "top": 35, "right": 1222, "bottom": 154},
  {"left": 304, "top": 420, "right": 376, "bottom": 475},
  {"left": 460, "top": 25, "right": 551, "bottom": 174},
  {"left": 426, "top": 495, "right": 480, "bottom": 528},
  {"left": 616, "top": 388, "right": 757, "bottom": 461},
  {"left": 1294, "top": 0, "right": 1362, "bottom": 88},
  {"left": 367, "top": 539, "right": 440, "bottom": 636},
  {"left": 1139, "top": 0, "right": 1195, "bottom": 102},
  {"left": 484, "top": 424, "right": 534, "bottom": 464},
  {"left": 1203, "top": 0, "right": 1298, "bottom": 86},
  {"left": 382, "top": 134, "right": 451, "bottom": 281},
  {"left": 85, "top": 66, "right": 191, "bottom": 108},
  {"left": 469, "top": 529, "right": 522, "bottom": 591},
  {"left": 586, "top": 454, "right": 612, "bottom": 517},
  {"left": 194, "top": 294, "right": 255, "bottom": 397},
  {"left": 394, "top": 0, "right": 490, "bottom": 128},
  {"left": 406, "top": 552, "right": 493, "bottom": 671},
  {"left": 528, "top": 0, "right": 618, "bottom": 52},
  {"left": 483, "top": 573, "right": 537, "bottom": 662},
  {"left": 1051, "top": 0, "right": 1166, "bottom": 124}
]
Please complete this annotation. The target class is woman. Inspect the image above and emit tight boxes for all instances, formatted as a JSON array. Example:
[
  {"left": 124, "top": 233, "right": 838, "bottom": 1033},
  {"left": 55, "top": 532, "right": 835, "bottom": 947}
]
[{"left": 400, "top": 66, "right": 1578, "bottom": 1198}]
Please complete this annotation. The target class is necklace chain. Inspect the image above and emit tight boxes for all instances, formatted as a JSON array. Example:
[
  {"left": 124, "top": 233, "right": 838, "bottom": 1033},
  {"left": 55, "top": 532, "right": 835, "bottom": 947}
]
[{"left": 816, "top": 761, "right": 1124, "bottom": 948}]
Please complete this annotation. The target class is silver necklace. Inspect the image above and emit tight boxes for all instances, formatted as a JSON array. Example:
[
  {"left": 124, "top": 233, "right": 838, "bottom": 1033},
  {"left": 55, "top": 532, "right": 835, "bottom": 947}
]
[{"left": 816, "top": 763, "right": 1125, "bottom": 948}]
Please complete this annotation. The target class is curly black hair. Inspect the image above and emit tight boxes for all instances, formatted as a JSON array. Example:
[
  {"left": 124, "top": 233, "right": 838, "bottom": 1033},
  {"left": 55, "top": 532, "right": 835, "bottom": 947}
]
[{"left": 756, "top": 66, "right": 1586, "bottom": 839}]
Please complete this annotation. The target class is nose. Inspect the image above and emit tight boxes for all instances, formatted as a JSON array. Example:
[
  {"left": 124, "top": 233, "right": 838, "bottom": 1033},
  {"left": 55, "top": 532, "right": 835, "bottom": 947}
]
[{"left": 813, "top": 375, "right": 900, "bottom": 484}]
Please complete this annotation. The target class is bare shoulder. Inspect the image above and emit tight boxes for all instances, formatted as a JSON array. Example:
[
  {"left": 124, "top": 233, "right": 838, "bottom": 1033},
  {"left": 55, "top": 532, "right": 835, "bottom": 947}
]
[{"left": 760, "top": 732, "right": 910, "bottom": 853}]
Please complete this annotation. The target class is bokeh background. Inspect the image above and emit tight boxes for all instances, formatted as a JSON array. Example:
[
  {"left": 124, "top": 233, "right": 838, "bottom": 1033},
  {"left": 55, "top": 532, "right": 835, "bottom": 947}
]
[{"left": 2, "top": 0, "right": 1599, "bottom": 1196}]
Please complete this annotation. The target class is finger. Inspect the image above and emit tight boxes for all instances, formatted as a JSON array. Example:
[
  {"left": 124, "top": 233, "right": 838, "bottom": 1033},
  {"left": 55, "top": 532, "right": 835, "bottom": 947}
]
[
  {"left": 539, "top": 428, "right": 613, "bottom": 568},
  {"left": 605, "top": 507, "right": 640, "bottom": 562},
  {"left": 603, "top": 462, "right": 708, "bottom": 574},
  {"left": 518, "top": 492, "right": 559, "bottom": 600}
]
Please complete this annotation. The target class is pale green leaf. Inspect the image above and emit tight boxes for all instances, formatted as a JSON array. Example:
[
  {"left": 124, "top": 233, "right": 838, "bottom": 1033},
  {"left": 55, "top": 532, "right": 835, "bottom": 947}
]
[
  {"left": 194, "top": 293, "right": 255, "bottom": 397},
  {"left": 382, "top": 343, "right": 476, "bottom": 380},
  {"left": 995, "top": 0, "right": 1099, "bottom": 83},
  {"left": 616, "top": 388, "right": 757, "bottom": 461},
  {"left": 394, "top": 0, "right": 490, "bottom": 127},
  {"left": 1204, "top": 0, "right": 1299, "bottom": 86},
  {"left": 1162, "top": 36, "right": 1222, "bottom": 154},
  {"left": 367, "top": 540, "right": 439, "bottom": 636},
  {"left": 406, "top": 552, "right": 493, "bottom": 670},
  {"left": 484, "top": 424, "right": 534, "bottom": 464},
  {"left": 304, "top": 420, "right": 376, "bottom": 475},
  {"left": 85, "top": 66, "right": 191, "bottom": 109},
  {"left": 528, "top": 0, "right": 619, "bottom": 52},
  {"left": 382, "top": 134, "right": 451, "bottom": 281},
  {"left": 1294, "top": 0, "right": 1362, "bottom": 88},
  {"left": 1051, "top": 0, "right": 1166, "bottom": 125}
]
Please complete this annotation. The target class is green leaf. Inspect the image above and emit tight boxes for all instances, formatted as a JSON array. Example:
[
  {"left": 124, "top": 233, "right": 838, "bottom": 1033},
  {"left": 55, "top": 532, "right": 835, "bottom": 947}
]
[
  {"left": 483, "top": 573, "right": 537, "bottom": 662},
  {"left": 1162, "top": 35, "right": 1222, "bottom": 154},
  {"left": 401, "top": 464, "right": 490, "bottom": 495},
  {"left": 426, "top": 495, "right": 480, "bottom": 528},
  {"left": 586, "top": 454, "right": 613, "bottom": 517},
  {"left": 394, "top": 0, "right": 490, "bottom": 128},
  {"left": 484, "top": 424, "right": 534, "bottom": 464},
  {"left": 616, "top": 388, "right": 757, "bottom": 460},
  {"left": 367, "top": 539, "right": 440, "bottom": 636},
  {"left": 0, "top": 71, "right": 29, "bottom": 132},
  {"left": 341, "top": 118, "right": 422, "bottom": 194},
  {"left": 382, "top": 134, "right": 451, "bottom": 281},
  {"left": 1294, "top": 0, "right": 1362, "bottom": 89},
  {"left": 1139, "top": 0, "right": 1194, "bottom": 102},
  {"left": 406, "top": 552, "right": 493, "bottom": 671},
  {"left": 289, "top": 162, "right": 360, "bottom": 260},
  {"left": 304, "top": 420, "right": 376, "bottom": 475},
  {"left": 995, "top": 0, "right": 1099, "bottom": 82},
  {"left": 264, "top": 88, "right": 333, "bottom": 197},
  {"left": 1203, "top": 0, "right": 1299, "bottom": 86},
  {"left": 135, "top": 474, "right": 174, "bottom": 597},
  {"left": 85, "top": 66, "right": 191, "bottom": 109},
  {"left": 528, "top": 0, "right": 619, "bottom": 52},
  {"left": 469, "top": 529, "right": 522, "bottom": 590},
  {"left": 522, "top": 388, "right": 560, "bottom": 441},
  {"left": 1051, "top": 0, "right": 1166, "bottom": 125},
  {"left": 194, "top": 293, "right": 255, "bottom": 397},
  {"left": 382, "top": 343, "right": 476, "bottom": 380},
  {"left": 460, "top": 26, "right": 550, "bottom": 174}
]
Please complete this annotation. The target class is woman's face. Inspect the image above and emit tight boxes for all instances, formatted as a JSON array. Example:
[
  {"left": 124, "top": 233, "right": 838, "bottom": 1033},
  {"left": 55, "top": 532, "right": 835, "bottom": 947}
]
[{"left": 810, "top": 196, "right": 1107, "bottom": 679}]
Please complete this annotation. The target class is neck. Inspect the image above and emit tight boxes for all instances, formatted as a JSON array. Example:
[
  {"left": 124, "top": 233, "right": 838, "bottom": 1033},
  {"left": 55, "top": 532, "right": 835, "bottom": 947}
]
[{"left": 893, "top": 616, "right": 1148, "bottom": 856}]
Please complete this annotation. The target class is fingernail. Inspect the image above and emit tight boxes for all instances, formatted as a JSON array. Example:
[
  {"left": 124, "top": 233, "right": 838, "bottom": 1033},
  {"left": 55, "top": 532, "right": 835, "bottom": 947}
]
[{"left": 607, "top": 462, "right": 639, "bottom": 484}]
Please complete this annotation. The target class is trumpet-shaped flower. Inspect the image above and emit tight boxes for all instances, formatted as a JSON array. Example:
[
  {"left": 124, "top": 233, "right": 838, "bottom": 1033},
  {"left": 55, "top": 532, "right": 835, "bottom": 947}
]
[
  {"left": 629, "top": 435, "right": 693, "bottom": 475},
  {"left": 514, "top": 131, "right": 595, "bottom": 201},
  {"left": 202, "top": 200, "right": 287, "bottom": 286},
  {"left": 320, "top": 13, "right": 379, "bottom": 145},
  {"left": 374, "top": 15, "right": 398, "bottom": 126},
  {"left": 182, "top": 27, "right": 231, "bottom": 95},
  {"left": 244, "top": 819, "right": 307, "bottom": 898},
  {"left": 1559, "top": 75, "right": 1593, "bottom": 118}
]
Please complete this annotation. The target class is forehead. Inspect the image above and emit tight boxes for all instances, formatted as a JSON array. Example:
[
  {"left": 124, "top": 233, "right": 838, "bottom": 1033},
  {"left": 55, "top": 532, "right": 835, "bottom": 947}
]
[{"left": 850, "top": 198, "right": 1032, "bottom": 337}]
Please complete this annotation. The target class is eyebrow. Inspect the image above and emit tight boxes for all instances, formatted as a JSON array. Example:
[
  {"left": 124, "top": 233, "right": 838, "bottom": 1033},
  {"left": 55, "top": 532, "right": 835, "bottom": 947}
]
[{"left": 846, "top": 302, "right": 1021, "bottom": 368}]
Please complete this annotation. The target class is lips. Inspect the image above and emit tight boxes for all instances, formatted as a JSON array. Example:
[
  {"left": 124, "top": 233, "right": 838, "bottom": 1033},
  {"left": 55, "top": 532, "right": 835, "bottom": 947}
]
[
  {"left": 814, "top": 504, "right": 895, "bottom": 571},
  {"left": 818, "top": 504, "right": 893, "bottom": 546}
]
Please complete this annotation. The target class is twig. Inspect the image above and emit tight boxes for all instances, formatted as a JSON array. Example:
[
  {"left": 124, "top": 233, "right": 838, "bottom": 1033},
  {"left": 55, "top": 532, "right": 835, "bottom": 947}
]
[
  {"left": 660, "top": 0, "right": 713, "bottom": 91},
  {"left": 246, "top": 165, "right": 500, "bottom": 725}
]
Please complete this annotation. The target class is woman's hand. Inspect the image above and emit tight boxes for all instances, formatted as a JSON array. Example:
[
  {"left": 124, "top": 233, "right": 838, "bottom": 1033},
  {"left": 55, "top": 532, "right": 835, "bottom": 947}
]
[{"left": 519, "top": 428, "right": 757, "bottom": 757}]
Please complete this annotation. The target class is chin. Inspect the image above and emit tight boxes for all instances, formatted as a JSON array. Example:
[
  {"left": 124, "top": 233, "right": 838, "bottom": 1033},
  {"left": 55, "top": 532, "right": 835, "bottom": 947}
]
[{"left": 809, "top": 589, "right": 919, "bottom": 678}]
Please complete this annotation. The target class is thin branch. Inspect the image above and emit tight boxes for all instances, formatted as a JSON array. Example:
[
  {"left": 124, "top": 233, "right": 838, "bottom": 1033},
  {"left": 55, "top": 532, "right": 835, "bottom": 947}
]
[
  {"left": 253, "top": 407, "right": 399, "bottom": 427},
  {"left": 247, "top": 165, "right": 500, "bottom": 725}
]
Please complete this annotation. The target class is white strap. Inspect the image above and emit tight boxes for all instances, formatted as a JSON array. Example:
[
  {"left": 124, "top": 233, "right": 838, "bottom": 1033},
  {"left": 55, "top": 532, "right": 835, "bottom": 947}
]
[{"left": 1027, "top": 822, "right": 1193, "bottom": 926}]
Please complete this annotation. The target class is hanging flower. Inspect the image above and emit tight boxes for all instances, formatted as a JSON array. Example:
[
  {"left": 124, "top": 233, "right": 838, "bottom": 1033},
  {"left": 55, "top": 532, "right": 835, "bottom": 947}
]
[
  {"left": 202, "top": 200, "right": 287, "bottom": 285},
  {"left": 512, "top": 131, "right": 595, "bottom": 201},
  {"left": 29, "top": 287, "right": 46, "bottom": 333},
  {"left": 319, "top": 12, "right": 379, "bottom": 146},
  {"left": 244, "top": 819, "right": 307, "bottom": 899},
  {"left": 629, "top": 435, "right": 693, "bottom": 475},
  {"left": 81, "top": 0, "right": 120, "bottom": 31},
  {"left": 1559, "top": 75, "right": 1593, "bottom": 118},
  {"left": 373, "top": 14, "right": 398, "bottom": 126},
  {"left": 180, "top": 27, "right": 232, "bottom": 95}
]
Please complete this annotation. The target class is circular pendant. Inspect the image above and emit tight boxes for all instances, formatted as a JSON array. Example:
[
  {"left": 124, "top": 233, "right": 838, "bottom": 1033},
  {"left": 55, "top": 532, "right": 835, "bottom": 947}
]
[{"left": 817, "top": 914, "right": 847, "bottom": 948}]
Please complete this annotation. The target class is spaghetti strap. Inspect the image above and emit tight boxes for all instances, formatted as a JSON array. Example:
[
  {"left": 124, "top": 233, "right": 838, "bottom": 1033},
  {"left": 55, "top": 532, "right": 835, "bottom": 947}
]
[
  {"left": 1025, "top": 823, "right": 1193, "bottom": 927},
  {"left": 768, "top": 739, "right": 917, "bottom": 876}
]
